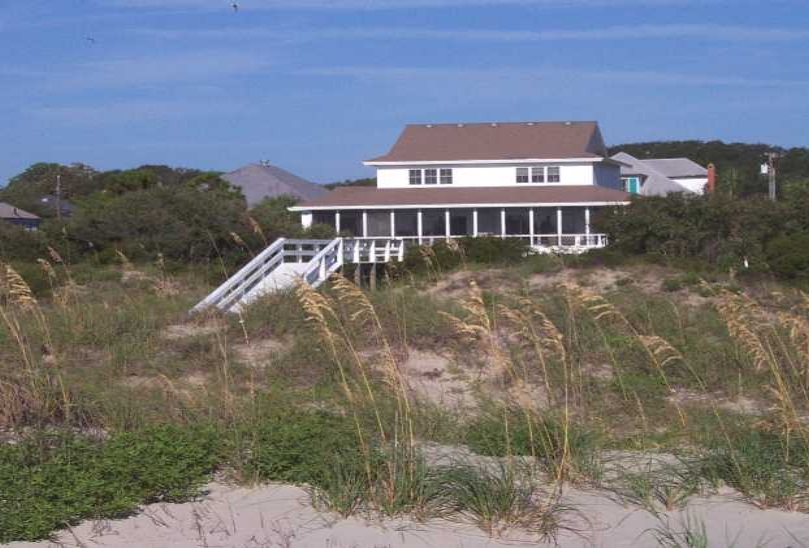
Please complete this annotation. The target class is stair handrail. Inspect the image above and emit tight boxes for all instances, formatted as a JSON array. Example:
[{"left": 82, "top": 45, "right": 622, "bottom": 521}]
[
  {"left": 302, "top": 238, "right": 343, "bottom": 286},
  {"left": 219, "top": 239, "right": 338, "bottom": 312},
  {"left": 191, "top": 238, "right": 287, "bottom": 313}
]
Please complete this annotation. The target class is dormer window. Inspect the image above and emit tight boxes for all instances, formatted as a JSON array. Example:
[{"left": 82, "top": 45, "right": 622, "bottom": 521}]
[
  {"left": 547, "top": 166, "right": 561, "bottom": 182},
  {"left": 425, "top": 168, "right": 438, "bottom": 185},
  {"left": 516, "top": 168, "right": 529, "bottom": 183},
  {"left": 409, "top": 169, "right": 422, "bottom": 185},
  {"left": 440, "top": 168, "right": 453, "bottom": 184},
  {"left": 531, "top": 167, "right": 545, "bottom": 183}
]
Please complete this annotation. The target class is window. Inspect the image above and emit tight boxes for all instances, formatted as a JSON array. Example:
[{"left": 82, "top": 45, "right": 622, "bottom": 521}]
[
  {"left": 440, "top": 168, "right": 453, "bottom": 185},
  {"left": 409, "top": 169, "right": 422, "bottom": 185},
  {"left": 425, "top": 168, "right": 438, "bottom": 185},
  {"left": 516, "top": 167, "right": 529, "bottom": 183},
  {"left": 531, "top": 167, "right": 545, "bottom": 183},
  {"left": 547, "top": 166, "right": 561, "bottom": 183}
]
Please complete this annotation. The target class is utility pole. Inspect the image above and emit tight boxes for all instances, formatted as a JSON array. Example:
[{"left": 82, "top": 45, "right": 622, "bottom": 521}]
[
  {"left": 764, "top": 152, "right": 779, "bottom": 202},
  {"left": 56, "top": 172, "right": 63, "bottom": 221}
]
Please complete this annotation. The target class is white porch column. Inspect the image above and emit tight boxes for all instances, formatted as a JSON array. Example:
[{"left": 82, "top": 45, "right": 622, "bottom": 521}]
[
  {"left": 556, "top": 207, "right": 563, "bottom": 247},
  {"left": 417, "top": 209, "right": 423, "bottom": 244},
  {"left": 472, "top": 209, "right": 479, "bottom": 237},
  {"left": 444, "top": 209, "right": 451, "bottom": 239},
  {"left": 362, "top": 210, "right": 368, "bottom": 238},
  {"left": 335, "top": 211, "right": 341, "bottom": 233},
  {"left": 500, "top": 208, "right": 506, "bottom": 238},
  {"left": 390, "top": 210, "right": 396, "bottom": 238},
  {"left": 528, "top": 208, "right": 535, "bottom": 246},
  {"left": 301, "top": 211, "right": 313, "bottom": 229},
  {"left": 585, "top": 207, "right": 591, "bottom": 237}
]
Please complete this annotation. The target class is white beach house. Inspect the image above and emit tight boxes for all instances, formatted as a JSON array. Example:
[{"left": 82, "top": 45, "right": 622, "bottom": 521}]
[
  {"left": 290, "top": 121, "right": 630, "bottom": 251},
  {"left": 194, "top": 121, "right": 633, "bottom": 313}
]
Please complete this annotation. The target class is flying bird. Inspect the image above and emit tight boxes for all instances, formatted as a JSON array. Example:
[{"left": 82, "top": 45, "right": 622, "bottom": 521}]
[
  {"left": 85, "top": 36, "right": 97, "bottom": 44},
  {"left": 231, "top": 1, "right": 239, "bottom": 11}
]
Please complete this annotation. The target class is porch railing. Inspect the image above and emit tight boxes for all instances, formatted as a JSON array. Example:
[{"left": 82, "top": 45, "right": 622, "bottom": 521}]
[{"left": 341, "top": 233, "right": 608, "bottom": 251}]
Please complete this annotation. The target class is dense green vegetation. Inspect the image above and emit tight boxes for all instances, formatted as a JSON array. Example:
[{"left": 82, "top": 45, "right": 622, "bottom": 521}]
[
  {"left": 595, "top": 189, "right": 809, "bottom": 280},
  {"left": 0, "top": 163, "right": 333, "bottom": 267},
  {"left": 0, "top": 425, "right": 221, "bottom": 542}
]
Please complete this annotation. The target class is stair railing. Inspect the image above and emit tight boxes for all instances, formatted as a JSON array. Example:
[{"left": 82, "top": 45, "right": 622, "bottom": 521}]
[{"left": 191, "top": 238, "right": 287, "bottom": 313}]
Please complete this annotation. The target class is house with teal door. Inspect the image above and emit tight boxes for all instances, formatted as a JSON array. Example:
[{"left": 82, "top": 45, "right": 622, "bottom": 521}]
[{"left": 611, "top": 151, "right": 714, "bottom": 196}]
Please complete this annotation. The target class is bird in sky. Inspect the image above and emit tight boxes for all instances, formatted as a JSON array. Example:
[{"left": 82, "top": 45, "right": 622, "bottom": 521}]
[
  {"left": 231, "top": 1, "right": 239, "bottom": 11},
  {"left": 85, "top": 36, "right": 97, "bottom": 45}
]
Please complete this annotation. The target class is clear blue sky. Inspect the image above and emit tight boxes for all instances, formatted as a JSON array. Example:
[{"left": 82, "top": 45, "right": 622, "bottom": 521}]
[{"left": 1, "top": 0, "right": 807, "bottom": 184}]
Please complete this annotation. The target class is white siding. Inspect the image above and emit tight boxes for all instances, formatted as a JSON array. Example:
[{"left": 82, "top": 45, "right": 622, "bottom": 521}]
[
  {"left": 376, "top": 162, "right": 599, "bottom": 189},
  {"left": 672, "top": 177, "right": 707, "bottom": 195}
]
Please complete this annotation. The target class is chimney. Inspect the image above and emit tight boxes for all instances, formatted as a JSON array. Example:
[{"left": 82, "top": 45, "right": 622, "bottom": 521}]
[{"left": 706, "top": 163, "right": 717, "bottom": 193}]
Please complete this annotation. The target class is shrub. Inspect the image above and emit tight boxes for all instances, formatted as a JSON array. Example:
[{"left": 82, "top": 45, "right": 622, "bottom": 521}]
[
  {"left": 403, "top": 237, "right": 530, "bottom": 276},
  {"left": 0, "top": 425, "right": 221, "bottom": 542},
  {"left": 67, "top": 185, "right": 250, "bottom": 263},
  {"left": 0, "top": 221, "right": 48, "bottom": 262},
  {"left": 596, "top": 193, "right": 794, "bottom": 273},
  {"left": 459, "top": 236, "right": 529, "bottom": 264},
  {"left": 766, "top": 233, "right": 809, "bottom": 279},
  {"left": 402, "top": 240, "right": 463, "bottom": 276}
]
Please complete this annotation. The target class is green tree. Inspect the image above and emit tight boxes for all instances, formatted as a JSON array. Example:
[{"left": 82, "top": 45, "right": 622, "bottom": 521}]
[{"left": 67, "top": 185, "right": 250, "bottom": 263}]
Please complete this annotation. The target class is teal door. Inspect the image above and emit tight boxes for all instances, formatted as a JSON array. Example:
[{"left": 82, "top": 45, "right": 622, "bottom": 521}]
[{"left": 623, "top": 177, "right": 640, "bottom": 194}]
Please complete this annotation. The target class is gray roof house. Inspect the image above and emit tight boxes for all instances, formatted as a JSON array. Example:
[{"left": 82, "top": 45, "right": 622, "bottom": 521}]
[
  {"left": 223, "top": 163, "right": 328, "bottom": 208},
  {"left": 611, "top": 152, "right": 711, "bottom": 196},
  {"left": 0, "top": 202, "right": 41, "bottom": 230}
]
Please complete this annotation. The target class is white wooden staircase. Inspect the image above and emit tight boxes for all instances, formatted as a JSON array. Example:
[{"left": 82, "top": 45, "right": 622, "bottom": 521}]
[{"left": 191, "top": 237, "right": 405, "bottom": 314}]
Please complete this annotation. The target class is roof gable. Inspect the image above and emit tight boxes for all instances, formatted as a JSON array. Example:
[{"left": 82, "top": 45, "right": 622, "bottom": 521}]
[
  {"left": 223, "top": 163, "right": 327, "bottom": 207},
  {"left": 0, "top": 202, "right": 40, "bottom": 220},
  {"left": 367, "top": 121, "right": 606, "bottom": 163}
]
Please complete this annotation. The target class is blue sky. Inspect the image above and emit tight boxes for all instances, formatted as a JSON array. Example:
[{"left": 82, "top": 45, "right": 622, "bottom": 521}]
[{"left": 1, "top": 0, "right": 807, "bottom": 184}]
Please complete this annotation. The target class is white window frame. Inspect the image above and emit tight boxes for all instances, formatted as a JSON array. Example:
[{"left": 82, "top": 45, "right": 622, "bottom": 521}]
[
  {"left": 516, "top": 167, "right": 529, "bottom": 183},
  {"left": 424, "top": 168, "right": 438, "bottom": 185},
  {"left": 409, "top": 169, "right": 422, "bottom": 185},
  {"left": 531, "top": 167, "right": 545, "bottom": 183},
  {"left": 547, "top": 166, "right": 561, "bottom": 183},
  {"left": 439, "top": 168, "right": 453, "bottom": 185}
]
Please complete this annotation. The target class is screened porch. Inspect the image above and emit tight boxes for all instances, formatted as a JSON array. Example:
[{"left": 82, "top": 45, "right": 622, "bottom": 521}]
[{"left": 308, "top": 206, "right": 607, "bottom": 250}]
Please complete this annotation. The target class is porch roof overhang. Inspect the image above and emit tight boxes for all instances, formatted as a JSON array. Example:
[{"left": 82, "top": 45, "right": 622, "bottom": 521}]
[{"left": 289, "top": 185, "right": 631, "bottom": 212}]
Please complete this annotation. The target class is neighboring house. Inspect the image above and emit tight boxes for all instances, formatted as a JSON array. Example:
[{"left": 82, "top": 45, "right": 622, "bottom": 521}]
[
  {"left": 611, "top": 152, "right": 715, "bottom": 196},
  {"left": 0, "top": 202, "right": 41, "bottom": 230},
  {"left": 223, "top": 162, "right": 328, "bottom": 208},
  {"left": 289, "top": 121, "right": 630, "bottom": 251}
]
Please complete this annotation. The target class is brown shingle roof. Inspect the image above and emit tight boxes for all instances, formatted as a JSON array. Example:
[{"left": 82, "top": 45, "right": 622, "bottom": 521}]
[
  {"left": 366, "top": 121, "right": 607, "bottom": 163},
  {"left": 293, "top": 185, "right": 629, "bottom": 209}
]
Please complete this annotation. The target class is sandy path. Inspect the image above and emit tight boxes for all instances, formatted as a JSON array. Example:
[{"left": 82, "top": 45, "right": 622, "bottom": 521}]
[{"left": 8, "top": 482, "right": 809, "bottom": 548}]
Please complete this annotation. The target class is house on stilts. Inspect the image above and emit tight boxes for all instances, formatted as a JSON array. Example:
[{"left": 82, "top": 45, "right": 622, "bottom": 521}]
[{"left": 194, "top": 121, "right": 631, "bottom": 313}]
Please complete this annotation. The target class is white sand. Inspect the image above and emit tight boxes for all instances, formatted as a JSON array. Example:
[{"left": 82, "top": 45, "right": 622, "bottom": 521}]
[{"left": 9, "top": 482, "right": 809, "bottom": 548}]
